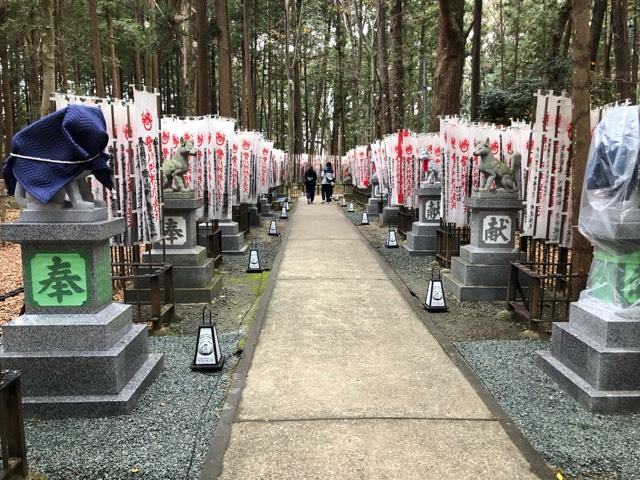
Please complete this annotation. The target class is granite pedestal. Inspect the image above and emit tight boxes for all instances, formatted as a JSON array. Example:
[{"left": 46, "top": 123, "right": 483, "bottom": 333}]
[
  {"left": 537, "top": 216, "right": 640, "bottom": 413},
  {"left": 258, "top": 197, "right": 271, "bottom": 217},
  {"left": 0, "top": 213, "right": 162, "bottom": 417},
  {"left": 403, "top": 183, "right": 441, "bottom": 256},
  {"left": 379, "top": 206, "right": 399, "bottom": 226},
  {"left": 248, "top": 205, "right": 261, "bottom": 227},
  {"left": 140, "top": 193, "right": 222, "bottom": 303},
  {"left": 366, "top": 197, "right": 383, "bottom": 217},
  {"left": 442, "top": 190, "right": 522, "bottom": 301},
  {"left": 218, "top": 221, "right": 248, "bottom": 254}
]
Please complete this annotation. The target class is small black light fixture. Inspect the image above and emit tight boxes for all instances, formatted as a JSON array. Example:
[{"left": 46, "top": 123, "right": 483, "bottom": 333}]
[
  {"left": 247, "top": 247, "right": 263, "bottom": 272},
  {"left": 280, "top": 205, "right": 288, "bottom": 219},
  {"left": 341, "top": 197, "right": 347, "bottom": 207},
  {"left": 361, "top": 211, "right": 369, "bottom": 225},
  {"left": 386, "top": 227, "right": 399, "bottom": 248},
  {"left": 424, "top": 267, "right": 447, "bottom": 312},
  {"left": 192, "top": 307, "right": 224, "bottom": 371},
  {"left": 285, "top": 200, "right": 290, "bottom": 211},
  {"left": 348, "top": 202, "right": 354, "bottom": 212},
  {"left": 268, "top": 218, "right": 279, "bottom": 236}
]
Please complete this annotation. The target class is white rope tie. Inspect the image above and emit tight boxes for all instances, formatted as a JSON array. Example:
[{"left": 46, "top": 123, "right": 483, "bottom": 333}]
[{"left": 10, "top": 152, "right": 102, "bottom": 165}]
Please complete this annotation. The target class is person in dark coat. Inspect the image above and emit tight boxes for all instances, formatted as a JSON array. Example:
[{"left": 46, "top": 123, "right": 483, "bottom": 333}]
[{"left": 304, "top": 165, "right": 318, "bottom": 204}]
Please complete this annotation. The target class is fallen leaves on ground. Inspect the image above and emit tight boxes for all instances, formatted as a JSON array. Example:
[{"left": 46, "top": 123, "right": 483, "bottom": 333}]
[{"left": 0, "top": 209, "right": 23, "bottom": 325}]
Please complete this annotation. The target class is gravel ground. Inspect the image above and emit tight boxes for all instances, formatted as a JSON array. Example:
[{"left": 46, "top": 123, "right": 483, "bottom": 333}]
[
  {"left": 341, "top": 204, "right": 532, "bottom": 342},
  {"left": 456, "top": 340, "right": 640, "bottom": 480},
  {"left": 26, "top": 334, "right": 242, "bottom": 480}
]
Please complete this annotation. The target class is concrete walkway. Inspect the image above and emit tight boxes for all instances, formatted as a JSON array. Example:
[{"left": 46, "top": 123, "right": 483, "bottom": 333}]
[{"left": 217, "top": 200, "right": 547, "bottom": 479}]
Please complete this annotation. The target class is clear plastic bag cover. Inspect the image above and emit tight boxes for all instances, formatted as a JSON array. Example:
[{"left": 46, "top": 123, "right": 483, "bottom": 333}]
[{"left": 578, "top": 106, "right": 640, "bottom": 316}]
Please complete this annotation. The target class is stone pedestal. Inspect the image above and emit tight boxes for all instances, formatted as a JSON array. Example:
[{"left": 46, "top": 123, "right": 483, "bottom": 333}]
[
  {"left": 258, "top": 197, "right": 271, "bottom": 217},
  {"left": 379, "top": 206, "right": 399, "bottom": 226},
  {"left": 248, "top": 205, "right": 261, "bottom": 227},
  {"left": 218, "top": 221, "right": 248, "bottom": 254},
  {"left": 0, "top": 215, "right": 162, "bottom": 417},
  {"left": 403, "top": 183, "right": 441, "bottom": 256},
  {"left": 142, "top": 193, "right": 222, "bottom": 303},
  {"left": 442, "top": 190, "right": 522, "bottom": 301},
  {"left": 537, "top": 216, "right": 640, "bottom": 413},
  {"left": 366, "top": 197, "right": 383, "bottom": 216}
]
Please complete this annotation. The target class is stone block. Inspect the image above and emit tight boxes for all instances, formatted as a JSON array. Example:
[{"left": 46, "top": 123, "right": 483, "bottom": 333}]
[
  {"left": 459, "top": 245, "right": 522, "bottom": 266},
  {"left": 23, "top": 353, "right": 163, "bottom": 418},
  {"left": 366, "top": 198, "right": 382, "bottom": 216},
  {"left": 450, "top": 257, "right": 511, "bottom": 287},
  {"left": 0, "top": 218, "right": 126, "bottom": 243},
  {"left": 0, "top": 324, "right": 149, "bottom": 397},
  {"left": 219, "top": 221, "right": 240, "bottom": 236},
  {"left": 2, "top": 303, "right": 132, "bottom": 352},
  {"left": 248, "top": 206, "right": 261, "bottom": 226},
  {"left": 145, "top": 246, "right": 208, "bottom": 267},
  {"left": 442, "top": 271, "right": 508, "bottom": 301},
  {"left": 379, "top": 206, "right": 399, "bottom": 226},
  {"left": 536, "top": 350, "right": 640, "bottom": 414},
  {"left": 567, "top": 301, "right": 640, "bottom": 348},
  {"left": 402, "top": 230, "right": 436, "bottom": 255},
  {"left": 19, "top": 207, "right": 109, "bottom": 223},
  {"left": 549, "top": 323, "right": 640, "bottom": 391},
  {"left": 127, "top": 274, "right": 223, "bottom": 304}
]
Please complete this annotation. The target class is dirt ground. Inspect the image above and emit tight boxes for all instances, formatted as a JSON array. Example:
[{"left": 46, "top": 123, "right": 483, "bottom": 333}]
[
  {"left": 344, "top": 207, "right": 545, "bottom": 343},
  {"left": 0, "top": 208, "right": 24, "bottom": 325}
]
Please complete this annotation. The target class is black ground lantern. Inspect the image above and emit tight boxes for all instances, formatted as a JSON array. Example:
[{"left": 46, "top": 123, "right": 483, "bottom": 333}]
[
  {"left": 361, "top": 211, "right": 369, "bottom": 225},
  {"left": 341, "top": 197, "right": 347, "bottom": 207},
  {"left": 348, "top": 202, "right": 354, "bottom": 212},
  {"left": 280, "top": 205, "right": 288, "bottom": 219},
  {"left": 268, "top": 218, "right": 278, "bottom": 236},
  {"left": 247, "top": 246, "right": 263, "bottom": 273},
  {"left": 285, "top": 200, "right": 290, "bottom": 211},
  {"left": 191, "top": 307, "right": 224, "bottom": 371},
  {"left": 386, "top": 227, "right": 399, "bottom": 248},
  {"left": 425, "top": 267, "right": 447, "bottom": 312}
]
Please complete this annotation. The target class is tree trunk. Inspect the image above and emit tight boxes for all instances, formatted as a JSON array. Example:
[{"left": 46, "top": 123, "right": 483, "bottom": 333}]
[
  {"left": 88, "top": 0, "right": 105, "bottom": 97},
  {"left": 611, "top": 0, "right": 631, "bottom": 99},
  {"left": 332, "top": 7, "right": 346, "bottom": 156},
  {"left": 603, "top": 5, "right": 614, "bottom": 80},
  {"left": 590, "top": 0, "right": 607, "bottom": 71},
  {"left": 546, "top": 0, "right": 571, "bottom": 86},
  {"left": 429, "top": 0, "right": 465, "bottom": 131},
  {"left": 470, "top": 0, "right": 482, "bottom": 120},
  {"left": 389, "top": 0, "right": 403, "bottom": 130},
  {"left": 195, "top": 0, "right": 210, "bottom": 115},
  {"left": 376, "top": 0, "right": 391, "bottom": 134},
  {"left": 25, "top": 10, "right": 41, "bottom": 120},
  {"left": 40, "top": 0, "right": 56, "bottom": 117},
  {"left": 0, "top": 0, "right": 13, "bottom": 157},
  {"left": 107, "top": 10, "right": 120, "bottom": 98},
  {"left": 513, "top": 0, "right": 521, "bottom": 83},
  {"left": 570, "top": 0, "right": 593, "bottom": 293},
  {"left": 632, "top": 0, "right": 638, "bottom": 103},
  {"left": 294, "top": 55, "right": 303, "bottom": 154},
  {"left": 241, "top": 0, "right": 255, "bottom": 128},
  {"left": 55, "top": 0, "right": 66, "bottom": 90},
  {"left": 216, "top": 0, "right": 232, "bottom": 117}
]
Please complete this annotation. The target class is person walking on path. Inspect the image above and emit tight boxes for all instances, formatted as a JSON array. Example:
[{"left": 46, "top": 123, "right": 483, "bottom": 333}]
[
  {"left": 321, "top": 162, "right": 335, "bottom": 203},
  {"left": 304, "top": 165, "right": 318, "bottom": 204}
]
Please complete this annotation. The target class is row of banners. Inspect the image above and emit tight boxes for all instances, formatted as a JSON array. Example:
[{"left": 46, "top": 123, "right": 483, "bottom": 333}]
[
  {"left": 53, "top": 92, "right": 287, "bottom": 246},
  {"left": 327, "top": 91, "right": 625, "bottom": 248}
]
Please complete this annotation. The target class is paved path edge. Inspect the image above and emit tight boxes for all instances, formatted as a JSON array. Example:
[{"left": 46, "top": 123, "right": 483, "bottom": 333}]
[
  {"left": 198, "top": 206, "right": 294, "bottom": 480},
  {"left": 350, "top": 217, "right": 554, "bottom": 480}
]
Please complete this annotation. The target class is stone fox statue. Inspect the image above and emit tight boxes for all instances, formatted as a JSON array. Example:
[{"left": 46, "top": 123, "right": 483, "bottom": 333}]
[
  {"left": 162, "top": 138, "right": 197, "bottom": 192},
  {"left": 473, "top": 138, "right": 521, "bottom": 194}
]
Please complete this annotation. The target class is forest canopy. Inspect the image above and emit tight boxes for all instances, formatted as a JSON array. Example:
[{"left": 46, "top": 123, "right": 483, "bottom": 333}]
[{"left": 0, "top": 0, "right": 635, "bottom": 159}]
